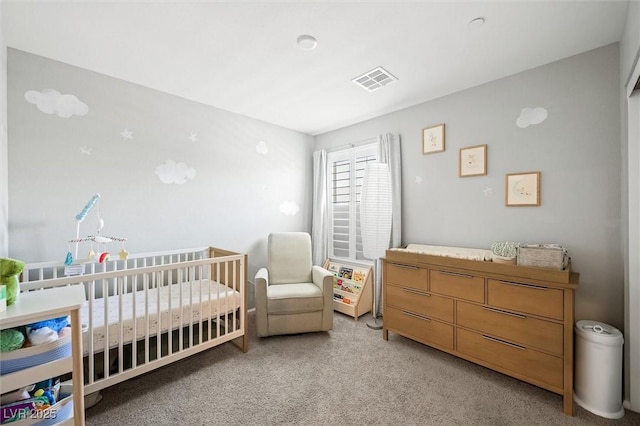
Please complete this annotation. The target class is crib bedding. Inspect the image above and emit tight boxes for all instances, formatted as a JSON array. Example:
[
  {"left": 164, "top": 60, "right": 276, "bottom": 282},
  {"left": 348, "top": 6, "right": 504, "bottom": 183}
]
[
  {"left": 81, "top": 279, "right": 241, "bottom": 354},
  {"left": 390, "top": 243, "right": 493, "bottom": 261}
]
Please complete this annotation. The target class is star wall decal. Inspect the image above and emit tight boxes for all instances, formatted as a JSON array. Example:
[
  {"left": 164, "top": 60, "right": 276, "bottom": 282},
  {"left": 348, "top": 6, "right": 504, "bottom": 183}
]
[
  {"left": 188, "top": 132, "right": 198, "bottom": 143},
  {"left": 121, "top": 129, "right": 133, "bottom": 141},
  {"left": 80, "top": 145, "right": 93, "bottom": 155},
  {"left": 482, "top": 186, "right": 493, "bottom": 197}
]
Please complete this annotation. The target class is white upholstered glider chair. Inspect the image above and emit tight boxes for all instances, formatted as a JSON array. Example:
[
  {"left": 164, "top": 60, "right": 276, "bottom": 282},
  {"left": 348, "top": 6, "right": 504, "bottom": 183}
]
[{"left": 254, "top": 232, "right": 334, "bottom": 337}]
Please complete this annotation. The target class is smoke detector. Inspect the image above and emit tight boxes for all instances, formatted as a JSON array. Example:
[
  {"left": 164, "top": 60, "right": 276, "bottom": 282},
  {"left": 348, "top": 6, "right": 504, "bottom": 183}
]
[
  {"left": 352, "top": 66, "right": 398, "bottom": 92},
  {"left": 297, "top": 34, "right": 317, "bottom": 50}
]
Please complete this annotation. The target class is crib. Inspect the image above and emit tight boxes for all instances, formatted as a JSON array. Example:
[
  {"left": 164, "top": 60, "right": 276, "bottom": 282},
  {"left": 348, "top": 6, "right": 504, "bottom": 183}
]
[{"left": 18, "top": 246, "right": 247, "bottom": 395}]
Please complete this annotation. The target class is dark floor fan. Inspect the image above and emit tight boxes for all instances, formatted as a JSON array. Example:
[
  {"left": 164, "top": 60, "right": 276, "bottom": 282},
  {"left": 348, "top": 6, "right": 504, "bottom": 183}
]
[{"left": 360, "top": 163, "right": 392, "bottom": 330}]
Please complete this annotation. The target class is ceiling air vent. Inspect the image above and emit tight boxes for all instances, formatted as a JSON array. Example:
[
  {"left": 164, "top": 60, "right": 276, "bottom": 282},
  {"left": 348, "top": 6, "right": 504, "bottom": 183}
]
[{"left": 352, "top": 66, "right": 398, "bottom": 92}]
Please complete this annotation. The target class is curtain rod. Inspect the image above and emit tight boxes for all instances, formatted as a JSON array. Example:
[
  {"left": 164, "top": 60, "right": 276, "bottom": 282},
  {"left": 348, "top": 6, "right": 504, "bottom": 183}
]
[{"left": 324, "top": 136, "right": 378, "bottom": 153}]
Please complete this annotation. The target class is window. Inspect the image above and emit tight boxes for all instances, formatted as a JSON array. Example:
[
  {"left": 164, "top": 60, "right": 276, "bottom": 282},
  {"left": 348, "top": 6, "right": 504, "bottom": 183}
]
[{"left": 326, "top": 143, "right": 377, "bottom": 261}]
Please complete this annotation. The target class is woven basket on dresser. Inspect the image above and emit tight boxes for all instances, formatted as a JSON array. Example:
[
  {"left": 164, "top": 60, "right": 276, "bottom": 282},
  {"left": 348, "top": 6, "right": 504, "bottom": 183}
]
[{"left": 517, "top": 246, "right": 568, "bottom": 270}]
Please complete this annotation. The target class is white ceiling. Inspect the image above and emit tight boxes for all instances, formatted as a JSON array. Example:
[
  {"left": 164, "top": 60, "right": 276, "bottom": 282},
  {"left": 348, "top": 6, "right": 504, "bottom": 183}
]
[{"left": 1, "top": 0, "right": 630, "bottom": 135}]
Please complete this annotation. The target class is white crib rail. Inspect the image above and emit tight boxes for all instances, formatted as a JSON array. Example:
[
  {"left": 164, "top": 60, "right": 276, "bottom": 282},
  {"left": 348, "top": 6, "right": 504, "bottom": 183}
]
[
  {"left": 21, "top": 247, "right": 211, "bottom": 285},
  {"left": 19, "top": 248, "right": 247, "bottom": 395}
]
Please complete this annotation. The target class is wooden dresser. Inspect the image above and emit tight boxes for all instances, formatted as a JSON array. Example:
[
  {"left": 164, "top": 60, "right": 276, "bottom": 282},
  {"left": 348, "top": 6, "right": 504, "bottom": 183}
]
[{"left": 382, "top": 249, "right": 579, "bottom": 415}]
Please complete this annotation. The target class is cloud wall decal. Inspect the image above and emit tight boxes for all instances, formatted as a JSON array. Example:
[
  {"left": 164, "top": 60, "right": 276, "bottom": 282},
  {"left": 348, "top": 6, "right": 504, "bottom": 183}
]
[
  {"left": 516, "top": 107, "right": 548, "bottom": 128},
  {"left": 155, "top": 160, "right": 196, "bottom": 184},
  {"left": 279, "top": 201, "right": 299, "bottom": 216},
  {"left": 24, "top": 89, "right": 89, "bottom": 118}
]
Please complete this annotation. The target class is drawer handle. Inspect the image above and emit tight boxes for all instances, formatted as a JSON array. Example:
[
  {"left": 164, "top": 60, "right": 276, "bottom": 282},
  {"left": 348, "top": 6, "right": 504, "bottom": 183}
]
[
  {"left": 402, "top": 287, "right": 431, "bottom": 297},
  {"left": 439, "top": 271, "right": 473, "bottom": 279},
  {"left": 482, "top": 335, "right": 526, "bottom": 350},
  {"left": 482, "top": 306, "right": 526, "bottom": 319},
  {"left": 402, "top": 311, "right": 431, "bottom": 322},
  {"left": 392, "top": 263, "right": 420, "bottom": 270},
  {"left": 498, "top": 280, "right": 548, "bottom": 291}
]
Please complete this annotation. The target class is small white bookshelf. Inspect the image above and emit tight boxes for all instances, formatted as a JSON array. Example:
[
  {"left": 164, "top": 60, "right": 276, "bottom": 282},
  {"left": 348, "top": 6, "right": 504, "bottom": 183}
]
[{"left": 323, "top": 259, "right": 373, "bottom": 321}]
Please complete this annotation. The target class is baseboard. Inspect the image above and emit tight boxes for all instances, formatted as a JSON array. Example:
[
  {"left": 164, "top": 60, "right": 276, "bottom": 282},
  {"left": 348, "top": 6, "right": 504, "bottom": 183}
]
[{"left": 623, "top": 399, "right": 640, "bottom": 414}]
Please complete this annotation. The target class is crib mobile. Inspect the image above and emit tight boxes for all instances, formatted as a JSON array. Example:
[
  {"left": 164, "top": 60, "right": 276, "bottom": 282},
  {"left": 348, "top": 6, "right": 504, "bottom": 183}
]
[{"left": 64, "top": 193, "right": 128, "bottom": 268}]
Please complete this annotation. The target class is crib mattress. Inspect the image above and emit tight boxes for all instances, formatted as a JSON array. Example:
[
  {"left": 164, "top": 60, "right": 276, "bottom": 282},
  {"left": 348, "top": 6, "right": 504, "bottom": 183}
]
[{"left": 81, "top": 279, "right": 241, "bottom": 354}]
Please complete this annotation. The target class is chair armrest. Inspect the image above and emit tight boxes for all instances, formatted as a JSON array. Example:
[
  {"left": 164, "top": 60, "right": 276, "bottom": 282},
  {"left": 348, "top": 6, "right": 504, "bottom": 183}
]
[
  {"left": 254, "top": 267, "right": 269, "bottom": 337},
  {"left": 255, "top": 267, "right": 269, "bottom": 301},
  {"left": 255, "top": 267, "right": 269, "bottom": 287},
  {"left": 313, "top": 265, "right": 335, "bottom": 331},
  {"left": 312, "top": 265, "right": 333, "bottom": 295}
]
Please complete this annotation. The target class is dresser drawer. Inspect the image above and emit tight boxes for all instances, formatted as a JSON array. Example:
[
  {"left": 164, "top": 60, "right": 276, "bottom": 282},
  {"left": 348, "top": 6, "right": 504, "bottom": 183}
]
[
  {"left": 429, "top": 270, "right": 484, "bottom": 303},
  {"left": 385, "top": 306, "right": 454, "bottom": 349},
  {"left": 456, "top": 301, "right": 563, "bottom": 355},
  {"left": 456, "top": 328, "right": 563, "bottom": 389},
  {"left": 386, "top": 285, "right": 454, "bottom": 323},
  {"left": 385, "top": 263, "right": 428, "bottom": 292},
  {"left": 487, "top": 279, "right": 563, "bottom": 320}
]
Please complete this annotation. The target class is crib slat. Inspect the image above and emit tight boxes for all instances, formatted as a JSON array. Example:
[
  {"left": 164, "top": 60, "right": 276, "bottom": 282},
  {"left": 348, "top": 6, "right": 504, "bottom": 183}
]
[
  {"left": 155, "top": 271, "right": 161, "bottom": 363},
  {"left": 87, "top": 280, "right": 95, "bottom": 386},
  {"left": 132, "top": 272, "right": 138, "bottom": 369},
  {"left": 117, "top": 276, "right": 124, "bottom": 375},
  {"left": 197, "top": 265, "right": 203, "bottom": 345},
  {"left": 232, "top": 259, "right": 237, "bottom": 333},
  {"left": 102, "top": 278, "right": 109, "bottom": 380},
  {"left": 209, "top": 262, "right": 215, "bottom": 343},
  {"left": 144, "top": 272, "right": 150, "bottom": 366}
]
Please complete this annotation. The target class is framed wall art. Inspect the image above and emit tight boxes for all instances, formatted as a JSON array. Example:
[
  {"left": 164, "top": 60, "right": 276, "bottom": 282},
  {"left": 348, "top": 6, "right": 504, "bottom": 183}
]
[
  {"left": 459, "top": 144, "right": 487, "bottom": 177},
  {"left": 422, "top": 123, "right": 445, "bottom": 154},
  {"left": 505, "top": 171, "right": 541, "bottom": 206}
]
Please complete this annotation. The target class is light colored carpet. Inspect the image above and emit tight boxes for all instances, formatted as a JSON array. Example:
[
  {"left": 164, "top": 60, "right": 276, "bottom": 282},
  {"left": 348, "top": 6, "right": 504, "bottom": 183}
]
[{"left": 86, "top": 312, "right": 640, "bottom": 425}]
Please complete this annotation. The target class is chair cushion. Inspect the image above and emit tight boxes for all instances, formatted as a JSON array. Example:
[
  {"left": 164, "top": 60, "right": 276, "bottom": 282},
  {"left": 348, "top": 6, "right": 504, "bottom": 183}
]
[
  {"left": 267, "top": 283, "right": 324, "bottom": 315},
  {"left": 268, "top": 232, "right": 313, "bottom": 284}
]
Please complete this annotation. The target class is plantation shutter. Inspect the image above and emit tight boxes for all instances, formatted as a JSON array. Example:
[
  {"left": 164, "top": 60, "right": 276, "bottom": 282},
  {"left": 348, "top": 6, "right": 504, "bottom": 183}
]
[{"left": 327, "top": 144, "right": 377, "bottom": 261}]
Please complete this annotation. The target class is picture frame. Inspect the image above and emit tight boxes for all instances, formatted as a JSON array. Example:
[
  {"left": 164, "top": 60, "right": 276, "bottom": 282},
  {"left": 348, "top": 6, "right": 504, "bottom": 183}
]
[
  {"left": 422, "top": 123, "right": 445, "bottom": 154},
  {"left": 459, "top": 144, "right": 487, "bottom": 177},
  {"left": 505, "top": 171, "right": 541, "bottom": 206}
]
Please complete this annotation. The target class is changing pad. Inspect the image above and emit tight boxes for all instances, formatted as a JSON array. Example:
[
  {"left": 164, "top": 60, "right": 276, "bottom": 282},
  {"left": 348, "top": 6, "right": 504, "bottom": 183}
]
[{"left": 390, "top": 244, "right": 493, "bottom": 262}]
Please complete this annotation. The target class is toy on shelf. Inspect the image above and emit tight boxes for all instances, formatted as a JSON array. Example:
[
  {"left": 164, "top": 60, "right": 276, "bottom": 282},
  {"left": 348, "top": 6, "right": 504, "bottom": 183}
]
[
  {"left": 0, "top": 379, "right": 58, "bottom": 424},
  {"left": 0, "top": 395, "right": 53, "bottom": 423},
  {"left": 0, "top": 257, "right": 25, "bottom": 307},
  {"left": 64, "top": 193, "right": 128, "bottom": 269},
  {"left": 26, "top": 316, "right": 71, "bottom": 346},
  {"left": 0, "top": 328, "right": 25, "bottom": 352}
]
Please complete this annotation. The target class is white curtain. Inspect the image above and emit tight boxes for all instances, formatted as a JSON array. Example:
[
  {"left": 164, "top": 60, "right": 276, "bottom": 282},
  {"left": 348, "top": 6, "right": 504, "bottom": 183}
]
[
  {"left": 311, "top": 149, "right": 328, "bottom": 266},
  {"left": 377, "top": 133, "right": 402, "bottom": 248}
]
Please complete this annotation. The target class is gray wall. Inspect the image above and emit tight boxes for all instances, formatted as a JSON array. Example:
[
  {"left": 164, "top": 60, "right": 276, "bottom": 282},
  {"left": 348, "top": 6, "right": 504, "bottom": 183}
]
[
  {"left": 1, "top": 8, "right": 8, "bottom": 258},
  {"left": 7, "top": 49, "right": 313, "bottom": 282},
  {"left": 316, "top": 44, "right": 623, "bottom": 330}
]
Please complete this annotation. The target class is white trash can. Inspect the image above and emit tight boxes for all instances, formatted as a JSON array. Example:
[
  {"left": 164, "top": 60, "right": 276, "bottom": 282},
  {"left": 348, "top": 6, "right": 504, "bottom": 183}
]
[{"left": 574, "top": 320, "right": 624, "bottom": 419}]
